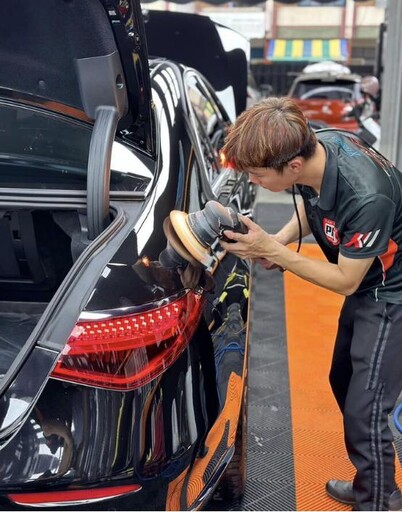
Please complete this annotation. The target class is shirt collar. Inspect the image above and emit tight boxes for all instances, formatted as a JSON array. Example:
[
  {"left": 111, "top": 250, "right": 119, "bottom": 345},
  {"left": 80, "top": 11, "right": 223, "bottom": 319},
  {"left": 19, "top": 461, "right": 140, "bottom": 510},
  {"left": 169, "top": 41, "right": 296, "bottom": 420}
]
[{"left": 317, "top": 139, "right": 338, "bottom": 211}]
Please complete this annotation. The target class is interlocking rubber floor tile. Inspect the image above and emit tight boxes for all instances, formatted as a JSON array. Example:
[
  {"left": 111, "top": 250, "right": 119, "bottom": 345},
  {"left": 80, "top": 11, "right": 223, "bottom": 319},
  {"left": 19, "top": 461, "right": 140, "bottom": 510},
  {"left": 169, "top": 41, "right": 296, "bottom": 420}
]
[{"left": 212, "top": 205, "right": 402, "bottom": 511}]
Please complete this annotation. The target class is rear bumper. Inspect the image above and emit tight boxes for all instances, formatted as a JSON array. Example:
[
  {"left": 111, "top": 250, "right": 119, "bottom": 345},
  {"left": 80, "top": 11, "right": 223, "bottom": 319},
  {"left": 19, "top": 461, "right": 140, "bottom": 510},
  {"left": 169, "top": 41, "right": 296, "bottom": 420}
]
[
  {"left": 0, "top": 263, "right": 249, "bottom": 511},
  {"left": 0, "top": 447, "right": 235, "bottom": 511},
  {"left": 0, "top": 314, "right": 247, "bottom": 510}
]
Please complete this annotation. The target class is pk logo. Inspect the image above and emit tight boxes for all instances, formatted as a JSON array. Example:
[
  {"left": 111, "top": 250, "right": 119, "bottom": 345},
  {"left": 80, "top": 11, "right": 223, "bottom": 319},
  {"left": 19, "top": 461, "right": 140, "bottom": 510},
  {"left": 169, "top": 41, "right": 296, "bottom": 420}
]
[{"left": 323, "top": 218, "right": 340, "bottom": 246}]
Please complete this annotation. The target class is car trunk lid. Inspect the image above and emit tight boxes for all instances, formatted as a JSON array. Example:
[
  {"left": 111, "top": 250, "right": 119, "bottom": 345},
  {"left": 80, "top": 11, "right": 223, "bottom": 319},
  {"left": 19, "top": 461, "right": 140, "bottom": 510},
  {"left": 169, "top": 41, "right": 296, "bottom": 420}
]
[
  {"left": 0, "top": 0, "right": 153, "bottom": 152},
  {"left": 0, "top": 0, "right": 153, "bottom": 240}
]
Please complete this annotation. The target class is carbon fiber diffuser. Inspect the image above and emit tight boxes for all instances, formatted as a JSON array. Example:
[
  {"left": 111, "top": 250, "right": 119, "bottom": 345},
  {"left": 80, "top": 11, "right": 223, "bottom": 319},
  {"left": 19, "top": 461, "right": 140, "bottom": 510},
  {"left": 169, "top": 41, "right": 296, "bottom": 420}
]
[{"left": 167, "top": 200, "right": 247, "bottom": 272}]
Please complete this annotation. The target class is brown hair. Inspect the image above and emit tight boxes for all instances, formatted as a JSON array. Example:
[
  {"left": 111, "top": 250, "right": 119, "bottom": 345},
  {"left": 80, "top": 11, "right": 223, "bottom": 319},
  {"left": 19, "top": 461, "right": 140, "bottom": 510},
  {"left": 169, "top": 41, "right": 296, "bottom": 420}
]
[{"left": 221, "top": 97, "right": 317, "bottom": 173}]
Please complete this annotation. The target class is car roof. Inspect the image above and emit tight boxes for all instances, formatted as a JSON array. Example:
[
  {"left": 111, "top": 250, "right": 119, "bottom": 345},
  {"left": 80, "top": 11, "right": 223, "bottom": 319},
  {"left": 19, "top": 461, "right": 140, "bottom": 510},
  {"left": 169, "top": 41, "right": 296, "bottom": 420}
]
[{"left": 293, "top": 72, "right": 361, "bottom": 83}]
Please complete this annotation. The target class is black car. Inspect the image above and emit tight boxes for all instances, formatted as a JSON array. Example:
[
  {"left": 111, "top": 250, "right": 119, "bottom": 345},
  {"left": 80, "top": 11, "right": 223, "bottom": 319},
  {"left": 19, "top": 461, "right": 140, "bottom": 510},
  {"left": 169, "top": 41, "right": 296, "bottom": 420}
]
[{"left": 0, "top": 1, "right": 253, "bottom": 510}]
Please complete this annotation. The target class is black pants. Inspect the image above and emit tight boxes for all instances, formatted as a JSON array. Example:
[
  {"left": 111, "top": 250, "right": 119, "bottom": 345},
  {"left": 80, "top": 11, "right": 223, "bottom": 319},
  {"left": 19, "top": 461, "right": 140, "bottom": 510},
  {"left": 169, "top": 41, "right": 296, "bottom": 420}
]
[{"left": 329, "top": 294, "right": 402, "bottom": 511}]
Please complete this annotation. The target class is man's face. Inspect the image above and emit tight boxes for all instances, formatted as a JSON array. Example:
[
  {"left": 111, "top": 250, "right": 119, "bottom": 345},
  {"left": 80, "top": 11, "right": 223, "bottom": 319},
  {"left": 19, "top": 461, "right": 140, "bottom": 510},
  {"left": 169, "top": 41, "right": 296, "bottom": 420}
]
[{"left": 246, "top": 164, "right": 298, "bottom": 192}]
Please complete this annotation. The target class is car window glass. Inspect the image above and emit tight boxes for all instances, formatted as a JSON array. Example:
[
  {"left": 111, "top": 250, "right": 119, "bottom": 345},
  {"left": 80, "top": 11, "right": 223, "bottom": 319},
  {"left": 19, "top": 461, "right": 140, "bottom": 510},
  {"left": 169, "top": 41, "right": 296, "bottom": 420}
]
[
  {"left": 186, "top": 74, "right": 225, "bottom": 186},
  {"left": 187, "top": 76, "right": 219, "bottom": 137},
  {"left": 294, "top": 79, "right": 357, "bottom": 100},
  {"left": 188, "top": 158, "right": 203, "bottom": 214},
  {"left": 0, "top": 103, "right": 153, "bottom": 192},
  {"left": 301, "top": 86, "right": 354, "bottom": 101},
  {"left": 0, "top": 103, "right": 91, "bottom": 190}
]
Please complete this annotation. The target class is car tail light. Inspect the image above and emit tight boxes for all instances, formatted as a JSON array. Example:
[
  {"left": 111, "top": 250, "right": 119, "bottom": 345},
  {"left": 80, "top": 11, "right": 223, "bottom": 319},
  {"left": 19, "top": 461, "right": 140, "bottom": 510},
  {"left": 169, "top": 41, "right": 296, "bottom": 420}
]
[
  {"left": 51, "top": 291, "right": 203, "bottom": 390},
  {"left": 8, "top": 484, "right": 141, "bottom": 507}
]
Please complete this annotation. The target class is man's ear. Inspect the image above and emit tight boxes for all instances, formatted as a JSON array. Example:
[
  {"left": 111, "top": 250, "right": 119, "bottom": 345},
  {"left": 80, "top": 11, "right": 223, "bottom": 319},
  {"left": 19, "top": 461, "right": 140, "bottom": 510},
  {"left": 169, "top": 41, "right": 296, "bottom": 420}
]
[{"left": 288, "top": 157, "right": 303, "bottom": 176}]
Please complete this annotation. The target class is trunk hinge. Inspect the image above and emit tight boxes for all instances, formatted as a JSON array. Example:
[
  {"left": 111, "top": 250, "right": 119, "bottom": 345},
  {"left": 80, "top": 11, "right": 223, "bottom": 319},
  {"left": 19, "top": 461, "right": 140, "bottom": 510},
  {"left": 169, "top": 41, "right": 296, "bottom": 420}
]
[
  {"left": 86, "top": 106, "right": 119, "bottom": 240},
  {"left": 76, "top": 51, "right": 128, "bottom": 240}
]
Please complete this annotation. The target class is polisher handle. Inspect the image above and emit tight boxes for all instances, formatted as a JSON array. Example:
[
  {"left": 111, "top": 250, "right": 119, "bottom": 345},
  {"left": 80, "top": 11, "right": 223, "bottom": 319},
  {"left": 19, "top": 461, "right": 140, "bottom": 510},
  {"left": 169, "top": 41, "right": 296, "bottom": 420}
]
[{"left": 219, "top": 212, "right": 248, "bottom": 243}]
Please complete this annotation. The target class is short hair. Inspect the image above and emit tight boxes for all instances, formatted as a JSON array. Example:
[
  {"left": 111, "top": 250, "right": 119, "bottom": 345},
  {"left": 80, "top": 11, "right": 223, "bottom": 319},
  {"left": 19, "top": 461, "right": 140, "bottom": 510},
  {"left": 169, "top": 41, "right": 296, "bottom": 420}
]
[{"left": 221, "top": 97, "right": 317, "bottom": 173}]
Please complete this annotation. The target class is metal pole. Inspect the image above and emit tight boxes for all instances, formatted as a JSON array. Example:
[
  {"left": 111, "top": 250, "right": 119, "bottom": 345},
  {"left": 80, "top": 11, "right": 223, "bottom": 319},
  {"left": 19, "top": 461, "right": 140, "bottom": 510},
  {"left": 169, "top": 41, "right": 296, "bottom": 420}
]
[{"left": 379, "top": 0, "right": 402, "bottom": 168}]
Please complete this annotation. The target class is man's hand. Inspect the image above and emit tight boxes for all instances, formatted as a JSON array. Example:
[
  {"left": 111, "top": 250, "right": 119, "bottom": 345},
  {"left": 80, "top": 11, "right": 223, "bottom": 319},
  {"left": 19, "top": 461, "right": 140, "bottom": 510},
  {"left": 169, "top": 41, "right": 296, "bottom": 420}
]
[
  {"left": 220, "top": 215, "right": 279, "bottom": 260},
  {"left": 253, "top": 232, "right": 289, "bottom": 270},
  {"left": 221, "top": 215, "right": 299, "bottom": 274}
]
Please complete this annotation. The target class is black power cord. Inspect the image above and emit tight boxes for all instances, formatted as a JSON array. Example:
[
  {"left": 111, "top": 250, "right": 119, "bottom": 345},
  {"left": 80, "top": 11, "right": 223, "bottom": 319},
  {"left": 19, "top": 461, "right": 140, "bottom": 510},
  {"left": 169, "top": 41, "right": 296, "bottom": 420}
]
[{"left": 291, "top": 184, "right": 302, "bottom": 253}]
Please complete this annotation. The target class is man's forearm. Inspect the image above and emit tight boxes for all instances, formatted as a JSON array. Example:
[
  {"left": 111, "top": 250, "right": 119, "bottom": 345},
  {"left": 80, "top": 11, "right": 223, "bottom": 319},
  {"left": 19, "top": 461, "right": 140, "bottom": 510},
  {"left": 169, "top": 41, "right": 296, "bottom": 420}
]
[
  {"left": 269, "top": 243, "right": 358, "bottom": 295},
  {"left": 275, "top": 200, "right": 311, "bottom": 245}
]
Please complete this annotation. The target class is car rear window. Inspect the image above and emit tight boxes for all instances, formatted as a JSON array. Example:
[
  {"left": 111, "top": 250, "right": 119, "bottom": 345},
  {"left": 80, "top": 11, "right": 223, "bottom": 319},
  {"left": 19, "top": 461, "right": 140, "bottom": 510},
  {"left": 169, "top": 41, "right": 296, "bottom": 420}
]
[
  {"left": 0, "top": 102, "right": 152, "bottom": 192},
  {"left": 293, "top": 79, "right": 358, "bottom": 101}
]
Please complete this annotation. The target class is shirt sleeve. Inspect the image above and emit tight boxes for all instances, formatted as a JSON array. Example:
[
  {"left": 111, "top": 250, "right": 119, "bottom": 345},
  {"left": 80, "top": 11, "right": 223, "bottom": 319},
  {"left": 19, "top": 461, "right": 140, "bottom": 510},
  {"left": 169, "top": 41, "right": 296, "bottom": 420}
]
[{"left": 339, "top": 194, "right": 395, "bottom": 259}]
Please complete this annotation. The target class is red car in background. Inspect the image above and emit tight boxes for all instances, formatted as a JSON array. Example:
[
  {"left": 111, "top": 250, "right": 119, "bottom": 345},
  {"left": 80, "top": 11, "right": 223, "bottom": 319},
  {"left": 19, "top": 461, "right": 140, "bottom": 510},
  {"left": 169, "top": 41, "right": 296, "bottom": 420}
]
[{"left": 288, "top": 69, "right": 362, "bottom": 131}]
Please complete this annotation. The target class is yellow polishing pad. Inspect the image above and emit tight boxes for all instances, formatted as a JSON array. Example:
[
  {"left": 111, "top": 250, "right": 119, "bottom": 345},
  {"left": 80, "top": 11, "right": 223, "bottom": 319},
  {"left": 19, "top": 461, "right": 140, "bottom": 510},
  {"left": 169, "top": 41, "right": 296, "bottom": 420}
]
[{"left": 170, "top": 210, "right": 212, "bottom": 266}]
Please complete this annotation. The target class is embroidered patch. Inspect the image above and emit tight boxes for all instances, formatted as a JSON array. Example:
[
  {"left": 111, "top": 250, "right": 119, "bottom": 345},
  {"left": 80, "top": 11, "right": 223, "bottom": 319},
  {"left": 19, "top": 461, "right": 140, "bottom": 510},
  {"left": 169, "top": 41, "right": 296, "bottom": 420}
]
[{"left": 323, "top": 218, "right": 340, "bottom": 246}]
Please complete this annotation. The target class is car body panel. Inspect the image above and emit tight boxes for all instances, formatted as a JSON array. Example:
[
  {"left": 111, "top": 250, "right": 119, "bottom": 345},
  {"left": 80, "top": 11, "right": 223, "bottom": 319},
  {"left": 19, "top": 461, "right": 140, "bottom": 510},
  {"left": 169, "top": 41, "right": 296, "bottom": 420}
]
[
  {"left": 143, "top": 10, "right": 248, "bottom": 121},
  {"left": 0, "top": 3, "right": 251, "bottom": 507}
]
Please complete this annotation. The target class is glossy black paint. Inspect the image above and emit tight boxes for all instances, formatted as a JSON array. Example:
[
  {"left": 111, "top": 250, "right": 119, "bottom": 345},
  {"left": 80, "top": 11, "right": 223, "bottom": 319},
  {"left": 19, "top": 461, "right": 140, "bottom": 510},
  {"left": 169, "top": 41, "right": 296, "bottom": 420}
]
[
  {"left": 0, "top": 2, "right": 251, "bottom": 509},
  {"left": 144, "top": 10, "right": 248, "bottom": 117},
  {"left": 0, "top": 329, "right": 214, "bottom": 505},
  {"left": 0, "top": 0, "right": 154, "bottom": 155}
]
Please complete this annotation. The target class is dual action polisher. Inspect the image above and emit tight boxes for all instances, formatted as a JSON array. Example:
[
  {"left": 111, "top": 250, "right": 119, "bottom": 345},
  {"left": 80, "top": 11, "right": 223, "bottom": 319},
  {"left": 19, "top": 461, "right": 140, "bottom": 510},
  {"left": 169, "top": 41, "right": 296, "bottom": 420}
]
[{"left": 160, "top": 200, "right": 248, "bottom": 274}]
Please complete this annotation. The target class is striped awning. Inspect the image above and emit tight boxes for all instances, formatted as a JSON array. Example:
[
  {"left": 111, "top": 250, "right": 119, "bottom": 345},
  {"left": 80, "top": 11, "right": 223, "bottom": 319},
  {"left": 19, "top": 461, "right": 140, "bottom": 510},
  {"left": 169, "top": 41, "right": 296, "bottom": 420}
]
[{"left": 266, "top": 39, "right": 349, "bottom": 62}]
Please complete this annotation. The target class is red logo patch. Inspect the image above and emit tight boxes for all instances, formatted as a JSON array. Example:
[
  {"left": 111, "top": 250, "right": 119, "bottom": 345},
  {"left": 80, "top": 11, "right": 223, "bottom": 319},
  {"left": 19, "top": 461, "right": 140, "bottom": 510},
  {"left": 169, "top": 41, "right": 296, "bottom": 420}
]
[{"left": 323, "top": 218, "right": 340, "bottom": 246}]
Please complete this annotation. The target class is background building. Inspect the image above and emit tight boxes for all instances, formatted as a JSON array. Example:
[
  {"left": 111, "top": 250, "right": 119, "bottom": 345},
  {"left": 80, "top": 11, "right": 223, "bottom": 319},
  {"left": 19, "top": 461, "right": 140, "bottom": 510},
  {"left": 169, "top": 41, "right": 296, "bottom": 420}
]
[{"left": 253, "top": 0, "right": 385, "bottom": 95}]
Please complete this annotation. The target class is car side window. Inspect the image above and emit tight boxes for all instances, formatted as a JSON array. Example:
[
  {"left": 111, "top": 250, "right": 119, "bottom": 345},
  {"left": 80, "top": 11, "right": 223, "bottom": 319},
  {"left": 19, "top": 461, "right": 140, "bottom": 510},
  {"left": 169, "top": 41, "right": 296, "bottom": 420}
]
[
  {"left": 185, "top": 73, "right": 226, "bottom": 186},
  {"left": 187, "top": 158, "right": 203, "bottom": 214}
]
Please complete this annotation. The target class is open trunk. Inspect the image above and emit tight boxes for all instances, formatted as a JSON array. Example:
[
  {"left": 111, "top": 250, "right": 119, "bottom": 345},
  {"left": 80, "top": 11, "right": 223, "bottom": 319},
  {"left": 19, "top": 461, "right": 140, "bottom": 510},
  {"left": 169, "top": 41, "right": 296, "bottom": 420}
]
[
  {"left": 0, "top": 208, "right": 92, "bottom": 377},
  {"left": 0, "top": 0, "right": 154, "bottom": 382}
]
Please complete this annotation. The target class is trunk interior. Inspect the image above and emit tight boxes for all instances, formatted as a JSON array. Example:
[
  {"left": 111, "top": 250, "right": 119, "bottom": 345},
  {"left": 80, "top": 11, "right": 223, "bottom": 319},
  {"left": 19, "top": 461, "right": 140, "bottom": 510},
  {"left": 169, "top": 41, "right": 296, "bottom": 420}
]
[{"left": 0, "top": 208, "right": 88, "bottom": 377}]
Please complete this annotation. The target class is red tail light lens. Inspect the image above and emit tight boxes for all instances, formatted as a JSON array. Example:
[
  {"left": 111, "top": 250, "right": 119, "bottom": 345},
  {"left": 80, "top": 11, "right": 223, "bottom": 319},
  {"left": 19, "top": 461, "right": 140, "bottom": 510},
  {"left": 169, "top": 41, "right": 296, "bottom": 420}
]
[
  {"left": 8, "top": 484, "right": 141, "bottom": 507},
  {"left": 51, "top": 291, "right": 203, "bottom": 390}
]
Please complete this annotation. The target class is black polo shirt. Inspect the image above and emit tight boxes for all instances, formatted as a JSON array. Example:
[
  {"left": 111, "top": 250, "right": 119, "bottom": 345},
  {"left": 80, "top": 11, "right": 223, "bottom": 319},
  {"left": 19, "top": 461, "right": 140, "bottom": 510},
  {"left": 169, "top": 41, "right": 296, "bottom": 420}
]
[{"left": 299, "top": 130, "right": 402, "bottom": 304}]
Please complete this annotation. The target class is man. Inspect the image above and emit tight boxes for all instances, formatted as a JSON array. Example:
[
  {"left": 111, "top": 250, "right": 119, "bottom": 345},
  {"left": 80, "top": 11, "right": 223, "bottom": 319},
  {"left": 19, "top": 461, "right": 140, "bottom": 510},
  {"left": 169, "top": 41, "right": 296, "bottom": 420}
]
[
  {"left": 359, "top": 75, "right": 381, "bottom": 120},
  {"left": 219, "top": 97, "right": 402, "bottom": 511}
]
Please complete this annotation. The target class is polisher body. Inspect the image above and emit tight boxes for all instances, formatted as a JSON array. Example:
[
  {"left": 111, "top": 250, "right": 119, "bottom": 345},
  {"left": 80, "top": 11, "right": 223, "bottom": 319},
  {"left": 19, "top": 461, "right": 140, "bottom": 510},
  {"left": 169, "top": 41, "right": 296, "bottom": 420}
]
[{"left": 167, "top": 201, "right": 247, "bottom": 272}]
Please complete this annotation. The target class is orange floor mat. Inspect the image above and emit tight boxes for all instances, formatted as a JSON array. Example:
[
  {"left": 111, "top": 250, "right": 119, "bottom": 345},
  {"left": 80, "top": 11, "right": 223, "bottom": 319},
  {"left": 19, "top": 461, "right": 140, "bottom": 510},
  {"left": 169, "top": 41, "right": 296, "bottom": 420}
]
[{"left": 284, "top": 243, "right": 402, "bottom": 511}]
